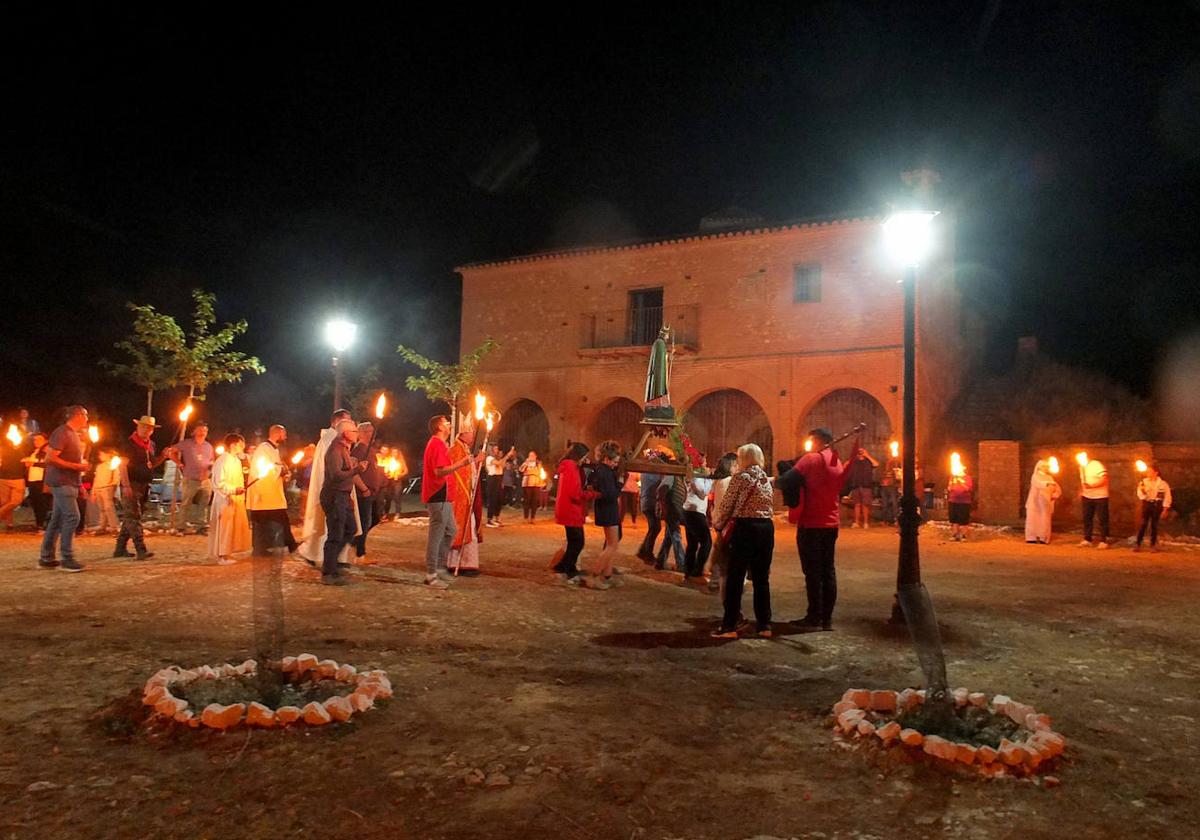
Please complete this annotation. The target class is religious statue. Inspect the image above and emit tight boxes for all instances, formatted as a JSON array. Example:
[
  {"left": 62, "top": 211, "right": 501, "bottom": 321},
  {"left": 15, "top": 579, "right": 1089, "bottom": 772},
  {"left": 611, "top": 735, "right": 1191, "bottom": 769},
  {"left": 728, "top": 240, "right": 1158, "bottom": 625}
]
[{"left": 643, "top": 325, "right": 676, "bottom": 423}]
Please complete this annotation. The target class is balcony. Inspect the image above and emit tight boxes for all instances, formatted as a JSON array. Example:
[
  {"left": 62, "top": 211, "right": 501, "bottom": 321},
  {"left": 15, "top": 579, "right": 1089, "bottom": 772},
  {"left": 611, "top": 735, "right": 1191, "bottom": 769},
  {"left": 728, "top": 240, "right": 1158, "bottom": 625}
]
[{"left": 579, "top": 304, "right": 699, "bottom": 356}]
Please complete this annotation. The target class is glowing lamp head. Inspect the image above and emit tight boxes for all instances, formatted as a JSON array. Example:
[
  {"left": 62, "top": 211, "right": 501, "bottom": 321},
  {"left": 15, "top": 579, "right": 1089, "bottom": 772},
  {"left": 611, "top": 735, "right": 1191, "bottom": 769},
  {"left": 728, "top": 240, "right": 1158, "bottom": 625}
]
[
  {"left": 109, "top": 455, "right": 121, "bottom": 470},
  {"left": 883, "top": 211, "right": 938, "bottom": 268},
  {"left": 291, "top": 450, "right": 304, "bottom": 465},
  {"left": 1075, "top": 452, "right": 1089, "bottom": 468},
  {"left": 374, "top": 393, "right": 387, "bottom": 420},
  {"left": 324, "top": 318, "right": 357, "bottom": 353},
  {"left": 88, "top": 425, "right": 100, "bottom": 443},
  {"left": 1135, "top": 459, "right": 1148, "bottom": 473},
  {"left": 6, "top": 424, "right": 22, "bottom": 447},
  {"left": 474, "top": 391, "right": 486, "bottom": 421},
  {"left": 179, "top": 404, "right": 194, "bottom": 423},
  {"left": 889, "top": 440, "right": 899, "bottom": 458},
  {"left": 950, "top": 451, "right": 965, "bottom": 477},
  {"left": 1048, "top": 456, "right": 1060, "bottom": 475},
  {"left": 803, "top": 438, "right": 813, "bottom": 453}
]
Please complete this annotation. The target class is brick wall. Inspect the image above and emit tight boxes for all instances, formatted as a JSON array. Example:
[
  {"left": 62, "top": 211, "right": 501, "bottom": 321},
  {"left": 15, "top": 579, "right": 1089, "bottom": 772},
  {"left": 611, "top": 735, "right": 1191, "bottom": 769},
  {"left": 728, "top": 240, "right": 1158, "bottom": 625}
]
[
  {"left": 458, "top": 216, "right": 962, "bottom": 462},
  {"left": 976, "top": 440, "right": 1022, "bottom": 523}
]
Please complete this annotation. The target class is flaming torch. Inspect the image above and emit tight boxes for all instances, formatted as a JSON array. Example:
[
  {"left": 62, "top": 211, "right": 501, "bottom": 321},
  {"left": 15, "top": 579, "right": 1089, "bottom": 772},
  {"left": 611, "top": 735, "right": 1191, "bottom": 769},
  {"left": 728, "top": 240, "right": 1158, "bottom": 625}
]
[
  {"left": 375, "top": 392, "right": 387, "bottom": 420},
  {"left": 1047, "top": 456, "right": 1060, "bottom": 475},
  {"left": 474, "top": 390, "right": 486, "bottom": 422},
  {"left": 1135, "top": 459, "right": 1148, "bottom": 473},
  {"left": 6, "top": 424, "right": 22, "bottom": 447},
  {"left": 1075, "top": 451, "right": 1089, "bottom": 468},
  {"left": 890, "top": 440, "right": 900, "bottom": 459},
  {"left": 803, "top": 438, "right": 813, "bottom": 453},
  {"left": 949, "top": 451, "right": 965, "bottom": 478},
  {"left": 179, "top": 404, "right": 194, "bottom": 424},
  {"left": 215, "top": 445, "right": 226, "bottom": 456},
  {"left": 291, "top": 450, "right": 304, "bottom": 465},
  {"left": 539, "top": 467, "right": 547, "bottom": 483},
  {"left": 109, "top": 455, "right": 122, "bottom": 471},
  {"left": 88, "top": 425, "right": 100, "bottom": 444}
]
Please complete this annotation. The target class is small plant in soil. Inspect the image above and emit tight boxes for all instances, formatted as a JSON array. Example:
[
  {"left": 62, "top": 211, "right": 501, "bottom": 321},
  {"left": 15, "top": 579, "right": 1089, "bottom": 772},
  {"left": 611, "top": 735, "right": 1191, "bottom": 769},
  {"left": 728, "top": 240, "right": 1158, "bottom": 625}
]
[
  {"left": 172, "top": 672, "right": 355, "bottom": 710},
  {"left": 897, "top": 703, "right": 1023, "bottom": 748}
]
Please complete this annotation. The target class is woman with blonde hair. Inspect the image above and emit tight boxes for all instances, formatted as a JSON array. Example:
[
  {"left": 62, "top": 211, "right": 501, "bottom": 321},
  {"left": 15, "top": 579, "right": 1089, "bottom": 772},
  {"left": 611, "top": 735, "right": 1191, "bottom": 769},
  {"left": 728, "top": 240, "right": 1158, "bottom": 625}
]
[{"left": 711, "top": 443, "right": 776, "bottom": 639}]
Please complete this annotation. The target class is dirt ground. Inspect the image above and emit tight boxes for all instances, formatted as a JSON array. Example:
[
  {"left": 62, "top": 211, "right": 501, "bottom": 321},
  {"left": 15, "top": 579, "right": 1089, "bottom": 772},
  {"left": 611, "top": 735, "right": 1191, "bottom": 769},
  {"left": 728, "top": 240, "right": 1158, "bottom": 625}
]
[{"left": 0, "top": 513, "right": 1197, "bottom": 840}]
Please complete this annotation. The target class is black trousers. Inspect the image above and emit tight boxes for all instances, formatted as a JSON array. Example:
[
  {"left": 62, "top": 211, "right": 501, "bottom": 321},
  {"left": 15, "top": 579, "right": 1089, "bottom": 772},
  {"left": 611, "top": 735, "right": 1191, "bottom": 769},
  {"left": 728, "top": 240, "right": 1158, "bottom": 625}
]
[
  {"left": 485, "top": 474, "right": 503, "bottom": 520},
  {"left": 320, "top": 491, "right": 356, "bottom": 576},
  {"left": 1082, "top": 497, "right": 1109, "bottom": 543},
  {"left": 798, "top": 526, "right": 839, "bottom": 625},
  {"left": 721, "top": 518, "right": 774, "bottom": 630},
  {"left": 354, "top": 492, "right": 376, "bottom": 556},
  {"left": 554, "top": 526, "right": 585, "bottom": 578},
  {"left": 27, "top": 481, "right": 50, "bottom": 528},
  {"left": 116, "top": 482, "right": 149, "bottom": 552},
  {"left": 683, "top": 510, "right": 712, "bottom": 577},
  {"left": 522, "top": 486, "right": 540, "bottom": 519},
  {"left": 638, "top": 506, "right": 661, "bottom": 559},
  {"left": 250, "top": 508, "right": 296, "bottom": 553},
  {"left": 1137, "top": 500, "right": 1163, "bottom": 546}
]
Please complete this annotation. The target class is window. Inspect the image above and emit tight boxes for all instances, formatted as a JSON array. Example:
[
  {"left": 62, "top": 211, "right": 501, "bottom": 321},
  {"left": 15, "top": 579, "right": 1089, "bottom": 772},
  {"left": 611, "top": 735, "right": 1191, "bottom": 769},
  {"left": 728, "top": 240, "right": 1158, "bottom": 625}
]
[
  {"left": 793, "top": 264, "right": 821, "bottom": 303},
  {"left": 627, "top": 287, "right": 663, "bottom": 345}
]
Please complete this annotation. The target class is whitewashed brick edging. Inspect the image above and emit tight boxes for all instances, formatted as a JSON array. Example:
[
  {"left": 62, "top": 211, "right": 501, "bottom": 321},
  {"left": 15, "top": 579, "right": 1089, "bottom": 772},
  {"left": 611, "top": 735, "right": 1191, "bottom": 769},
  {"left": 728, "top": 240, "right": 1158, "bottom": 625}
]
[
  {"left": 141, "top": 655, "right": 392, "bottom": 730},
  {"left": 831, "top": 687, "right": 1066, "bottom": 779}
]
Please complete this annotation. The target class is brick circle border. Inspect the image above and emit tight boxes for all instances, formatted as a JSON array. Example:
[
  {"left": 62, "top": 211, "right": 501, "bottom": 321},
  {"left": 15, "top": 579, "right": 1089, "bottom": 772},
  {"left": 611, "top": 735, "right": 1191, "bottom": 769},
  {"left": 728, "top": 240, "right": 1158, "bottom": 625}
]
[
  {"left": 832, "top": 687, "right": 1066, "bottom": 779},
  {"left": 142, "top": 654, "right": 392, "bottom": 730}
]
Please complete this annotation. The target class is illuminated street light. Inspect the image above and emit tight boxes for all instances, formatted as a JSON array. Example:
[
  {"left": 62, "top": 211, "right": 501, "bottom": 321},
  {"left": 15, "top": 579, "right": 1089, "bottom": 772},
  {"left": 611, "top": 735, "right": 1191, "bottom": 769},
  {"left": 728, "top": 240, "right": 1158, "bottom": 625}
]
[
  {"left": 883, "top": 209, "right": 951, "bottom": 719},
  {"left": 324, "top": 319, "right": 358, "bottom": 412}
]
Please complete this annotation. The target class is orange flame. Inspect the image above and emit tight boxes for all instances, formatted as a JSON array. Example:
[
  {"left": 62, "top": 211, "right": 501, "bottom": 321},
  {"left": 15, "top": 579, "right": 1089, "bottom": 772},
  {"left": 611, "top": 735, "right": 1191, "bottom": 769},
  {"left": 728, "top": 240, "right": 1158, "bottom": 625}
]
[
  {"left": 215, "top": 445, "right": 225, "bottom": 456},
  {"left": 1075, "top": 452, "right": 1088, "bottom": 468},
  {"left": 291, "top": 450, "right": 304, "bottom": 465},
  {"left": 179, "top": 404, "right": 194, "bottom": 423},
  {"left": 5, "top": 424, "right": 22, "bottom": 447},
  {"left": 1135, "top": 459, "right": 1148, "bottom": 473},
  {"left": 88, "top": 425, "right": 100, "bottom": 443},
  {"left": 109, "top": 455, "right": 121, "bottom": 470},
  {"left": 474, "top": 391, "right": 486, "bottom": 421},
  {"left": 255, "top": 457, "right": 273, "bottom": 480},
  {"left": 803, "top": 438, "right": 813, "bottom": 452},
  {"left": 889, "top": 440, "right": 899, "bottom": 458},
  {"left": 539, "top": 467, "right": 547, "bottom": 482},
  {"left": 375, "top": 393, "right": 387, "bottom": 420},
  {"left": 950, "top": 451, "right": 965, "bottom": 477},
  {"left": 1047, "top": 456, "right": 1060, "bottom": 474},
  {"left": 485, "top": 413, "right": 494, "bottom": 432}
]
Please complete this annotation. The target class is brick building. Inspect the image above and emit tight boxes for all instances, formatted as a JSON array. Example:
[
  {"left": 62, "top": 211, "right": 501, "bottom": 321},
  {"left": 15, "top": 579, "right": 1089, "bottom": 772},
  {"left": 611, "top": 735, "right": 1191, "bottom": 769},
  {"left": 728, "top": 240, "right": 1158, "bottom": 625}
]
[{"left": 457, "top": 213, "right": 963, "bottom": 471}]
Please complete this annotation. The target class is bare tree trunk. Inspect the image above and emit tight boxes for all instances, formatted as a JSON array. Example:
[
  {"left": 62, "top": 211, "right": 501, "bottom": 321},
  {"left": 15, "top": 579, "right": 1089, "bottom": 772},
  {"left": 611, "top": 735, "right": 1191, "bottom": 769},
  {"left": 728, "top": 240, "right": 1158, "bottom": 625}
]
[
  {"left": 146, "top": 389, "right": 154, "bottom": 415},
  {"left": 169, "top": 386, "right": 194, "bottom": 531}
]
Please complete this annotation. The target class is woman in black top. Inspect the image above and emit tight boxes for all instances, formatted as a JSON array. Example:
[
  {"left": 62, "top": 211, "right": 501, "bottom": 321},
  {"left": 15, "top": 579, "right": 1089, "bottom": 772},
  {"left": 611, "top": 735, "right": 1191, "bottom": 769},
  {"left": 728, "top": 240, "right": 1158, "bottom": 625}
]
[{"left": 587, "top": 440, "right": 623, "bottom": 589}]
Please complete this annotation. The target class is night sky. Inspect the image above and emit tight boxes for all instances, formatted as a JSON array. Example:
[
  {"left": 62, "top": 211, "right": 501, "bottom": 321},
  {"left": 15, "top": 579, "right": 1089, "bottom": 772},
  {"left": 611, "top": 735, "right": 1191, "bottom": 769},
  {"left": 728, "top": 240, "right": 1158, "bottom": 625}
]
[{"left": 4, "top": 4, "right": 1199, "bottom": 451}]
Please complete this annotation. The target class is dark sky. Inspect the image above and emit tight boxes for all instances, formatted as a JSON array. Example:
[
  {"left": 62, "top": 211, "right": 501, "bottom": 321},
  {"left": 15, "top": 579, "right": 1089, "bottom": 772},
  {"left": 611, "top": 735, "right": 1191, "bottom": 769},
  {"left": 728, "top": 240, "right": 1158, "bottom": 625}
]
[{"left": 3, "top": 4, "right": 1200, "bottom": 449}]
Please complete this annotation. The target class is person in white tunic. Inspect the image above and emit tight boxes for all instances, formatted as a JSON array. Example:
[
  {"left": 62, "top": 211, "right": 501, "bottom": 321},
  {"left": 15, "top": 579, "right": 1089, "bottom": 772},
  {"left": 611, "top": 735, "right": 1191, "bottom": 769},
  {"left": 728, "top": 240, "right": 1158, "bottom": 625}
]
[
  {"left": 298, "top": 409, "right": 362, "bottom": 567},
  {"left": 1024, "top": 459, "right": 1062, "bottom": 544},
  {"left": 208, "top": 433, "right": 251, "bottom": 565}
]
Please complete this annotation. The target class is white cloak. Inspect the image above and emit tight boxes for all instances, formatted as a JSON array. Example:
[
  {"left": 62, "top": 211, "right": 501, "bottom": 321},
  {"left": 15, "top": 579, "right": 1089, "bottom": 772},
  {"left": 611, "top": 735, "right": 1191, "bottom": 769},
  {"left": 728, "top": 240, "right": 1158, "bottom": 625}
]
[{"left": 298, "top": 426, "right": 362, "bottom": 565}]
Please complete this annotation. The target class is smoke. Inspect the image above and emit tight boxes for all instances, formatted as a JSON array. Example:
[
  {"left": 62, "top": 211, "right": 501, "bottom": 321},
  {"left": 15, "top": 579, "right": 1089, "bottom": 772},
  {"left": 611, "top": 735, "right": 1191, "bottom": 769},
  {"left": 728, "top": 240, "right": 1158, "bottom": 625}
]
[{"left": 1157, "top": 331, "right": 1200, "bottom": 439}]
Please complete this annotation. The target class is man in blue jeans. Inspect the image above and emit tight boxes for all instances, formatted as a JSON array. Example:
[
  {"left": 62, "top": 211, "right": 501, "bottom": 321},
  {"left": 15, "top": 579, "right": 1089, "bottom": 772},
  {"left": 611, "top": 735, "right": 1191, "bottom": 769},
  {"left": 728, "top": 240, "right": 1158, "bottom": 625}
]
[{"left": 39, "top": 405, "right": 91, "bottom": 572}]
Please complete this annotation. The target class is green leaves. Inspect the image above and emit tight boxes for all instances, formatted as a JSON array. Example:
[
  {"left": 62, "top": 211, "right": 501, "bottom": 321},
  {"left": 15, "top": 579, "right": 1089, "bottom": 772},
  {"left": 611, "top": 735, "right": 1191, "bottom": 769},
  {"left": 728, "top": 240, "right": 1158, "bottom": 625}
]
[{"left": 396, "top": 338, "right": 497, "bottom": 406}]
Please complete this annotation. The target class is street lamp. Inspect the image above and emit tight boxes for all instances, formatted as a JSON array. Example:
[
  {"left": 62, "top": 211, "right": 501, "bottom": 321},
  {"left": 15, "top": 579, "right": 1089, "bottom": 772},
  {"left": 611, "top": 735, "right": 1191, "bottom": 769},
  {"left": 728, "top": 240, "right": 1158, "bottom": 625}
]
[
  {"left": 883, "top": 210, "right": 952, "bottom": 721},
  {"left": 324, "top": 319, "right": 357, "bottom": 412}
]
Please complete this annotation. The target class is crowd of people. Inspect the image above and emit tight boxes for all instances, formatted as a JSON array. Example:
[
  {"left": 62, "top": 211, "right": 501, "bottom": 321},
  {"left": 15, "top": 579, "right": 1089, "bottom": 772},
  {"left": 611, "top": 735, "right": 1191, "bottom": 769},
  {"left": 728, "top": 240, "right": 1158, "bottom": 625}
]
[{"left": 0, "top": 406, "right": 1183, "bottom": 631}]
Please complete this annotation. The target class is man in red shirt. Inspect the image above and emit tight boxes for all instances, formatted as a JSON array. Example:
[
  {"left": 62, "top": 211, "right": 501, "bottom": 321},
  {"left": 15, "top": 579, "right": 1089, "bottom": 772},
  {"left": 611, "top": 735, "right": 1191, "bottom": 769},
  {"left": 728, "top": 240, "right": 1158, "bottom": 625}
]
[
  {"left": 422, "top": 415, "right": 482, "bottom": 588},
  {"left": 778, "top": 427, "right": 857, "bottom": 630}
]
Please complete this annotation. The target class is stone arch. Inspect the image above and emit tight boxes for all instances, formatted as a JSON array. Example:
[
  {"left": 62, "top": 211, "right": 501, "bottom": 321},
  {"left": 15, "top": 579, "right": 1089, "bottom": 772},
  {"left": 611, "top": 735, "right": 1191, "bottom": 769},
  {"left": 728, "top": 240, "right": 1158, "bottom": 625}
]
[
  {"left": 797, "top": 388, "right": 893, "bottom": 456},
  {"left": 682, "top": 389, "right": 773, "bottom": 466},
  {"left": 587, "top": 397, "right": 643, "bottom": 451},
  {"left": 497, "top": 398, "right": 550, "bottom": 459}
]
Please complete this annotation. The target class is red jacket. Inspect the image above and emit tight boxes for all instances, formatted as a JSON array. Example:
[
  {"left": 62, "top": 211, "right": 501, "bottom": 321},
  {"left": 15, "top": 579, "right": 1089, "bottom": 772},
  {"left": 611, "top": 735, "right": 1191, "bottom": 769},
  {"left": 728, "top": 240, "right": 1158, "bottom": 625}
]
[
  {"left": 554, "top": 458, "right": 596, "bottom": 527},
  {"left": 787, "top": 449, "right": 850, "bottom": 529}
]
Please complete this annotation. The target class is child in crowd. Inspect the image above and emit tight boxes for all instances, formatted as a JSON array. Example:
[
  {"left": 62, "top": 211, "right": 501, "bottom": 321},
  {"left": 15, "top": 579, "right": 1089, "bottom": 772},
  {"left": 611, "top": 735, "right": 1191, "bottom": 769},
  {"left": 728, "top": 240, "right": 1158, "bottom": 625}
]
[{"left": 1135, "top": 464, "right": 1172, "bottom": 552}]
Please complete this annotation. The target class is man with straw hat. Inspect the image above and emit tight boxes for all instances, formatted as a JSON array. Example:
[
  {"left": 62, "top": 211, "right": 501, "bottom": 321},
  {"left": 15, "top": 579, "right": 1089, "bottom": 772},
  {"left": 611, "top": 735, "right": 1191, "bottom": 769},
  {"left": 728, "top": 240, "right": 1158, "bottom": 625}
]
[{"left": 115, "top": 415, "right": 173, "bottom": 561}]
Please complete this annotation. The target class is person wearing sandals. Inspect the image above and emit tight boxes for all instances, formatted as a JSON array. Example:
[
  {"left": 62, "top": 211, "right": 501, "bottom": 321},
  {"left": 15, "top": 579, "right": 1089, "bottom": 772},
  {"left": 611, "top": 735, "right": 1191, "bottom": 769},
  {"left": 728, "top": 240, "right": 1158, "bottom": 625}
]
[
  {"left": 552, "top": 441, "right": 596, "bottom": 585},
  {"left": 710, "top": 444, "right": 776, "bottom": 639},
  {"left": 586, "top": 440, "right": 623, "bottom": 589}
]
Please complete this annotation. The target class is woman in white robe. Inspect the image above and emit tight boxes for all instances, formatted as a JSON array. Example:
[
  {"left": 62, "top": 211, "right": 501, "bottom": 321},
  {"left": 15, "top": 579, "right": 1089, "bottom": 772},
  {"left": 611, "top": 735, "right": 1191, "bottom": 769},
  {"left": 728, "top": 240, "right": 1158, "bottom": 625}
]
[
  {"left": 209, "top": 434, "right": 251, "bottom": 564},
  {"left": 1024, "top": 459, "right": 1062, "bottom": 544}
]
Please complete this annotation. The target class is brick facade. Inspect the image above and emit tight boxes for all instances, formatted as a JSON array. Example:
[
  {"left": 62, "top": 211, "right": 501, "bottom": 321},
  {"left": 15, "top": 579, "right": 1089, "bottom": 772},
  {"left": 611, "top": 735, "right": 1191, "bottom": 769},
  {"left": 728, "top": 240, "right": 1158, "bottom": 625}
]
[{"left": 458, "top": 215, "right": 962, "bottom": 466}]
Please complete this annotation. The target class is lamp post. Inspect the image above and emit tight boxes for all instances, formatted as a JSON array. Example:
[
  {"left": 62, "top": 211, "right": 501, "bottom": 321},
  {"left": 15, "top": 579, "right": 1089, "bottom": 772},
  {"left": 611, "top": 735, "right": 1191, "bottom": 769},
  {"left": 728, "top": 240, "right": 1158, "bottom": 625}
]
[
  {"left": 883, "top": 210, "right": 952, "bottom": 721},
  {"left": 324, "top": 319, "right": 357, "bottom": 413}
]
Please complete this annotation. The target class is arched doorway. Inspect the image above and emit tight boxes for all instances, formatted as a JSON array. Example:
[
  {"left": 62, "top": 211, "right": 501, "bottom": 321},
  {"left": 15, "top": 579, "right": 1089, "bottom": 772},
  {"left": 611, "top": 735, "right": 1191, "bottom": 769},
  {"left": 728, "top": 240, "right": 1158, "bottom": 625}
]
[
  {"left": 798, "top": 389, "right": 892, "bottom": 455},
  {"left": 497, "top": 399, "right": 550, "bottom": 458},
  {"left": 683, "top": 390, "right": 773, "bottom": 466},
  {"left": 589, "top": 397, "right": 642, "bottom": 452}
]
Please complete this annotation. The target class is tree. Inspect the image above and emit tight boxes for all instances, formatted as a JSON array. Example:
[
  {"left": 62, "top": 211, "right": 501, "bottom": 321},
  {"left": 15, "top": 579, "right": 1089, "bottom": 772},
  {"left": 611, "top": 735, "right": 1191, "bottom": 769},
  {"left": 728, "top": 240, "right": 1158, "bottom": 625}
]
[
  {"left": 101, "top": 312, "right": 181, "bottom": 415},
  {"left": 396, "top": 339, "right": 497, "bottom": 434},
  {"left": 127, "top": 289, "right": 266, "bottom": 528}
]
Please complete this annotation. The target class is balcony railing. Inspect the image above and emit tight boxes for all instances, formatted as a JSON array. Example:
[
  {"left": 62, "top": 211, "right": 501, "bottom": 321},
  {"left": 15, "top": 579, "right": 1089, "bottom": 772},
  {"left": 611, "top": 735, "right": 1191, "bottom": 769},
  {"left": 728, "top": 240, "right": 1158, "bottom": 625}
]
[{"left": 580, "top": 304, "right": 699, "bottom": 351}]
